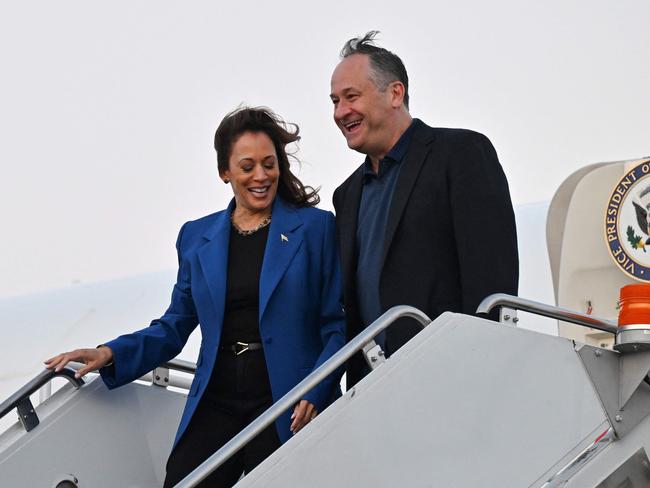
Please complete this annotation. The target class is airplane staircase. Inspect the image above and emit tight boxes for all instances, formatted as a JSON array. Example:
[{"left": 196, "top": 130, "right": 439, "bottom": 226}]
[{"left": 2, "top": 299, "right": 650, "bottom": 487}]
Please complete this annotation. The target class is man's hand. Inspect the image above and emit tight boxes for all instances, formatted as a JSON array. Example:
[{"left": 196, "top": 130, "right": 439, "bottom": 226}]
[
  {"left": 44, "top": 346, "right": 114, "bottom": 379},
  {"left": 290, "top": 399, "right": 318, "bottom": 434}
]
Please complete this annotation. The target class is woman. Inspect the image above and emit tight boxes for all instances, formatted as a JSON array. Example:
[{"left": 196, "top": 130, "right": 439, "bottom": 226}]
[{"left": 45, "top": 107, "right": 346, "bottom": 487}]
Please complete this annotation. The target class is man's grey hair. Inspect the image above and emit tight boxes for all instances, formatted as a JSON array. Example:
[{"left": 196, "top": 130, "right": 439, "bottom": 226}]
[{"left": 340, "top": 31, "right": 410, "bottom": 109}]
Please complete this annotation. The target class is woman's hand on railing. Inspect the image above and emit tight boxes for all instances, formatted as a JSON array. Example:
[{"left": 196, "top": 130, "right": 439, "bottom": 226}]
[
  {"left": 290, "top": 399, "right": 317, "bottom": 434},
  {"left": 44, "top": 346, "right": 114, "bottom": 379}
]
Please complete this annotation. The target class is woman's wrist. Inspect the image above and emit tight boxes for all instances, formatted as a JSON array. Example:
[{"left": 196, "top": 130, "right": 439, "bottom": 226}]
[{"left": 96, "top": 345, "right": 114, "bottom": 367}]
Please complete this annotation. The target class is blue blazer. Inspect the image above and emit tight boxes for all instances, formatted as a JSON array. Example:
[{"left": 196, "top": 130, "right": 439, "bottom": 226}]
[{"left": 100, "top": 197, "right": 346, "bottom": 446}]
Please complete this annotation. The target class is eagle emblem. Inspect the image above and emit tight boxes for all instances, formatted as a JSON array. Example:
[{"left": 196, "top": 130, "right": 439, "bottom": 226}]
[{"left": 604, "top": 158, "right": 650, "bottom": 281}]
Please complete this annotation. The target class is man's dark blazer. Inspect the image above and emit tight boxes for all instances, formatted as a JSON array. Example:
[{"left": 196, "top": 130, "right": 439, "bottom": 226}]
[{"left": 333, "top": 121, "right": 519, "bottom": 387}]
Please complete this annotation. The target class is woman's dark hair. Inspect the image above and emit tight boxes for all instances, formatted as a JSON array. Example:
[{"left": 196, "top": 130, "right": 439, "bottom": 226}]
[{"left": 214, "top": 106, "right": 320, "bottom": 207}]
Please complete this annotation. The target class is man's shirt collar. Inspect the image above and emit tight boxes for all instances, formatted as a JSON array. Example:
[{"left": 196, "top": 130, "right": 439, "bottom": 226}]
[{"left": 362, "top": 118, "right": 421, "bottom": 178}]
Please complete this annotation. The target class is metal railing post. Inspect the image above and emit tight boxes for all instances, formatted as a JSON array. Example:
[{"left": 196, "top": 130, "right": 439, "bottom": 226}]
[
  {"left": 0, "top": 368, "right": 84, "bottom": 431},
  {"left": 476, "top": 293, "right": 618, "bottom": 334}
]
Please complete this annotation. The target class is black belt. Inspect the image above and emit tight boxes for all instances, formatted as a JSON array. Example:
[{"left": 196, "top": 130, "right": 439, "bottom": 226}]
[{"left": 220, "top": 341, "right": 263, "bottom": 355}]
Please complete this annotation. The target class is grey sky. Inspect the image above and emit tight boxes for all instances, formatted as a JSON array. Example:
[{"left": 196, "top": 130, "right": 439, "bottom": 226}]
[{"left": 1, "top": 0, "right": 649, "bottom": 297}]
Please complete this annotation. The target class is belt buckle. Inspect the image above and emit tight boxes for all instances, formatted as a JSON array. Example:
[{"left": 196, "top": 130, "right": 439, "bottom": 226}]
[{"left": 234, "top": 341, "right": 249, "bottom": 355}]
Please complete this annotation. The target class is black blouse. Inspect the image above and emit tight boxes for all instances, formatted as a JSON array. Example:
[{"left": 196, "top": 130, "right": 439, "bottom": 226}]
[{"left": 219, "top": 224, "right": 270, "bottom": 346}]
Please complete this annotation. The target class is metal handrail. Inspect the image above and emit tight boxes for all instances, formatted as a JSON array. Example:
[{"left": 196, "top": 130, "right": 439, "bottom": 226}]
[
  {"left": 0, "top": 367, "right": 84, "bottom": 421},
  {"left": 63, "top": 358, "right": 198, "bottom": 376},
  {"left": 161, "top": 358, "right": 197, "bottom": 374},
  {"left": 0, "top": 358, "right": 196, "bottom": 426},
  {"left": 174, "top": 305, "right": 431, "bottom": 488},
  {"left": 476, "top": 293, "right": 618, "bottom": 334}
]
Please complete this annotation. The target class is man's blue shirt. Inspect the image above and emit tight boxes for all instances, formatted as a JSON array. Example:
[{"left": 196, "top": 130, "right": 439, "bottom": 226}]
[{"left": 355, "top": 119, "right": 420, "bottom": 346}]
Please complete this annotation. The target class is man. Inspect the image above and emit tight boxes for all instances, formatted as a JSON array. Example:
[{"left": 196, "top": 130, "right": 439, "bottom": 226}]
[{"left": 330, "top": 31, "right": 519, "bottom": 387}]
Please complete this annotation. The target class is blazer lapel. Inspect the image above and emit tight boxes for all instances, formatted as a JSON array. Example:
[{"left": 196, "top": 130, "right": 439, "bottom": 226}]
[
  {"left": 259, "top": 198, "right": 304, "bottom": 320},
  {"left": 381, "top": 126, "right": 435, "bottom": 267},
  {"left": 197, "top": 201, "right": 233, "bottom": 330},
  {"left": 337, "top": 168, "right": 364, "bottom": 291}
]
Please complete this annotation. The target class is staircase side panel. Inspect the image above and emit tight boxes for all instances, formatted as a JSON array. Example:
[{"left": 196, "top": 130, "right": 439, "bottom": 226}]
[
  {"left": 0, "top": 377, "right": 185, "bottom": 487},
  {"left": 238, "top": 313, "right": 607, "bottom": 488}
]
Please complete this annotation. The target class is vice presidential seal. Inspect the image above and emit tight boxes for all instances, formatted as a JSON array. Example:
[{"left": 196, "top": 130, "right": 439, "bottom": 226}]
[{"left": 605, "top": 158, "right": 650, "bottom": 281}]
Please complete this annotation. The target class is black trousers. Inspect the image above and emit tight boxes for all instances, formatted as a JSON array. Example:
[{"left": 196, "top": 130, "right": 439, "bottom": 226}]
[{"left": 163, "top": 349, "right": 281, "bottom": 488}]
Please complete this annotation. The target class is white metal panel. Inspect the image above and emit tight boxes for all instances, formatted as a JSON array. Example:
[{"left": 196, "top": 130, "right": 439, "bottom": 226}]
[
  {"left": 237, "top": 313, "right": 607, "bottom": 488},
  {"left": 0, "top": 376, "right": 185, "bottom": 487}
]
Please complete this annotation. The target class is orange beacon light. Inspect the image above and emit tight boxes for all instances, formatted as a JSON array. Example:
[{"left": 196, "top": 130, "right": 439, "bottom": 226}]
[{"left": 615, "top": 284, "right": 650, "bottom": 353}]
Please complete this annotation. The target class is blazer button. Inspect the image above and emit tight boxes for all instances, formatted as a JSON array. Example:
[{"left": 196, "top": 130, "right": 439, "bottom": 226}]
[{"left": 265, "top": 337, "right": 273, "bottom": 344}]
